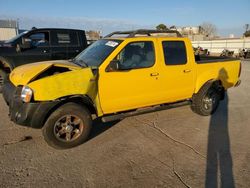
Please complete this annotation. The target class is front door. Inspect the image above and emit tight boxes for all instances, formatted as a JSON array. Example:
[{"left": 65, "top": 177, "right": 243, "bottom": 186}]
[
  {"left": 98, "top": 40, "right": 162, "bottom": 114},
  {"left": 13, "top": 31, "right": 51, "bottom": 66}
]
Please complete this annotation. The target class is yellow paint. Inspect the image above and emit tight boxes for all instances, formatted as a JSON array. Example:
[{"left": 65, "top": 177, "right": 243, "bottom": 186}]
[
  {"left": 194, "top": 60, "right": 240, "bottom": 92},
  {"left": 28, "top": 68, "right": 103, "bottom": 116},
  {"left": 9, "top": 60, "right": 103, "bottom": 116},
  {"left": 9, "top": 36, "right": 241, "bottom": 118},
  {"left": 10, "top": 60, "right": 81, "bottom": 86}
]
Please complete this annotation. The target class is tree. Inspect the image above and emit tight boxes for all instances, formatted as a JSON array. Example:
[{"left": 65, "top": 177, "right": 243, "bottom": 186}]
[
  {"left": 244, "top": 30, "right": 250, "bottom": 37},
  {"left": 245, "top": 24, "right": 249, "bottom": 32},
  {"left": 200, "top": 22, "right": 217, "bottom": 37},
  {"left": 156, "top": 24, "right": 168, "bottom": 31},
  {"left": 169, "top": 25, "right": 177, "bottom": 30},
  {"left": 86, "top": 30, "right": 100, "bottom": 40},
  {"left": 244, "top": 24, "right": 250, "bottom": 37}
]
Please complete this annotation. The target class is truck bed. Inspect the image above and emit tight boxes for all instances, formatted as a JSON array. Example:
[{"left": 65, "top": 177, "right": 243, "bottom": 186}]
[
  {"left": 195, "top": 55, "right": 239, "bottom": 63},
  {"left": 194, "top": 55, "right": 241, "bottom": 91}
]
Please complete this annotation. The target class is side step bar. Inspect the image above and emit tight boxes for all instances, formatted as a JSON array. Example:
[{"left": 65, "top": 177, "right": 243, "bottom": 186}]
[{"left": 101, "top": 100, "right": 191, "bottom": 122}]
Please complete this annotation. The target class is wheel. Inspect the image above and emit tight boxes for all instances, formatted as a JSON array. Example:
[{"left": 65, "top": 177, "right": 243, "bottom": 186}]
[
  {"left": 42, "top": 103, "right": 92, "bottom": 149},
  {"left": 0, "top": 69, "right": 7, "bottom": 93},
  {"left": 191, "top": 84, "right": 221, "bottom": 116}
]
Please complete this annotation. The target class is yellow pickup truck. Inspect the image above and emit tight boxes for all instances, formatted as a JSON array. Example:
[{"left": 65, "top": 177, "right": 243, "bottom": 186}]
[{"left": 2, "top": 30, "right": 241, "bottom": 149}]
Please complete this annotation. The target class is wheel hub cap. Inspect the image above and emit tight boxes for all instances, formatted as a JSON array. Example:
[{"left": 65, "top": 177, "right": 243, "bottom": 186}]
[
  {"left": 65, "top": 125, "right": 73, "bottom": 132},
  {"left": 53, "top": 115, "right": 84, "bottom": 142}
]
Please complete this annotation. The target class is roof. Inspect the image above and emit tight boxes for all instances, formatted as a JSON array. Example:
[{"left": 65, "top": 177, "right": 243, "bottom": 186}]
[
  {"left": 0, "top": 19, "right": 18, "bottom": 28},
  {"left": 29, "top": 28, "right": 85, "bottom": 32},
  {"left": 104, "top": 29, "right": 182, "bottom": 38}
]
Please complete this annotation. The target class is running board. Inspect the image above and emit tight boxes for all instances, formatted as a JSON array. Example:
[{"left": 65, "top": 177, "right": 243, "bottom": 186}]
[{"left": 101, "top": 100, "right": 191, "bottom": 122}]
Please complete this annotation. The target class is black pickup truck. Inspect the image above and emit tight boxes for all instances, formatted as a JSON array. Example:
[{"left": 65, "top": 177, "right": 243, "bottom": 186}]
[{"left": 0, "top": 28, "right": 88, "bottom": 91}]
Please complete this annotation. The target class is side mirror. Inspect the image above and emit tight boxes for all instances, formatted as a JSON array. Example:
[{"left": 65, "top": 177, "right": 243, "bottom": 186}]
[
  {"left": 106, "top": 60, "right": 120, "bottom": 72},
  {"left": 21, "top": 38, "right": 32, "bottom": 49}
]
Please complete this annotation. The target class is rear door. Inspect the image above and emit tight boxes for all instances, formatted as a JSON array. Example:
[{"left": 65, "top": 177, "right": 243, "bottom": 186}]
[
  {"left": 159, "top": 39, "right": 195, "bottom": 102},
  {"left": 51, "top": 30, "right": 79, "bottom": 60},
  {"left": 67, "top": 31, "right": 82, "bottom": 58}
]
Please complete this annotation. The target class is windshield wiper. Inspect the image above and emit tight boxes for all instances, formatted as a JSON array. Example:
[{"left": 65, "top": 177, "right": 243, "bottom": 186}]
[
  {"left": 78, "top": 59, "right": 89, "bottom": 68},
  {"left": 70, "top": 58, "right": 88, "bottom": 68}
]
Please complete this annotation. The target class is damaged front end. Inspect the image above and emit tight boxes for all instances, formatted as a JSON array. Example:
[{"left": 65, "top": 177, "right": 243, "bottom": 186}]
[
  {"left": 2, "top": 76, "right": 61, "bottom": 128},
  {"left": 9, "top": 60, "right": 82, "bottom": 86},
  {"left": 3, "top": 60, "right": 100, "bottom": 128}
]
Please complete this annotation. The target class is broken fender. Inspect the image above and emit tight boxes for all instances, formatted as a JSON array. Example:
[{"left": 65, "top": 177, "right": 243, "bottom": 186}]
[{"left": 10, "top": 60, "right": 81, "bottom": 86}]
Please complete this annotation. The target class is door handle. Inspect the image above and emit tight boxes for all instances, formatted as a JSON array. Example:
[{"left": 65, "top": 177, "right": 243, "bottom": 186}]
[
  {"left": 183, "top": 69, "right": 191, "bottom": 73},
  {"left": 43, "top": 50, "right": 49, "bottom": 53},
  {"left": 75, "top": 49, "right": 79, "bottom": 53},
  {"left": 150, "top": 72, "right": 159, "bottom": 76}
]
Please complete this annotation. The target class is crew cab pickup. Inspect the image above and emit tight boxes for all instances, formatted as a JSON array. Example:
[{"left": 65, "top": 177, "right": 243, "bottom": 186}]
[
  {"left": 2, "top": 29, "right": 241, "bottom": 149},
  {"left": 0, "top": 28, "right": 88, "bottom": 92}
]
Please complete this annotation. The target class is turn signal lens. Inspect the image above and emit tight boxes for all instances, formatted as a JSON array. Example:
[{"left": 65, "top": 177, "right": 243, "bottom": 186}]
[{"left": 21, "top": 86, "right": 33, "bottom": 103}]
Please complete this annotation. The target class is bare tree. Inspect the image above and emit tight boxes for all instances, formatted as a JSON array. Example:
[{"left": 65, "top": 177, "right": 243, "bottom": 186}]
[
  {"left": 200, "top": 22, "right": 217, "bottom": 37},
  {"left": 243, "top": 24, "right": 250, "bottom": 37},
  {"left": 245, "top": 24, "right": 249, "bottom": 32}
]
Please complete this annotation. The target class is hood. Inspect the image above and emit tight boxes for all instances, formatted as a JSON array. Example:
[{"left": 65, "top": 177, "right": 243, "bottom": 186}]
[
  {"left": 0, "top": 42, "right": 12, "bottom": 47},
  {"left": 10, "top": 60, "right": 82, "bottom": 86}
]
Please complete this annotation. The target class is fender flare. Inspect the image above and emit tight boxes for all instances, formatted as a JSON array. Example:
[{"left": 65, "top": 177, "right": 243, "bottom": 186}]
[
  {"left": 0, "top": 56, "right": 14, "bottom": 72},
  {"left": 193, "top": 79, "right": 224, "bottom": 100},
  {"left": 42, "top": 95, "right": 97, "bottom": 125}
]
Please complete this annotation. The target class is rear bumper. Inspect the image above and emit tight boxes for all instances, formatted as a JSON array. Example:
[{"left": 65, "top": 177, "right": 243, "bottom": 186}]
[{"left": 2, "top": 79, "right": 60, "bottom": 128}]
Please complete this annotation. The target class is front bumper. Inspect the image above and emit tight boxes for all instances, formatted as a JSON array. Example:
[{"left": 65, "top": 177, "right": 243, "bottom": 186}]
[{"left": 2, "top": 79, "right": 60, "bottom": 128}]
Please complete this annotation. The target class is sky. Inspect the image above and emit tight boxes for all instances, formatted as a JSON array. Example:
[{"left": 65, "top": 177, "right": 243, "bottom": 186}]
[{"left": 0, "top": 0, "right": 249, "bottom": 37}]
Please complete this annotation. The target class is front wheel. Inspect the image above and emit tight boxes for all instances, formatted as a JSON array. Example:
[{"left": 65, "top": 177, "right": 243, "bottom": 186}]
[
  {"left": 42, "top": 103, "right": 92, "bottom": 149},
  {"left": 191, "top": 85, "right": 221, "bottom": 116}
]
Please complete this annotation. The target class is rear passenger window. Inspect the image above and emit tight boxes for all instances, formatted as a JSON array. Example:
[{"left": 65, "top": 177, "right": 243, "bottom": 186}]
[
  {"left": 57, "top": 33, "right": 70, "bottom": 44},
  {"left": 162, "top": 41, "right": 187, "bottom": 65},
  {"left": 53, "top": 31, "right": 79, "bottom": 46}
]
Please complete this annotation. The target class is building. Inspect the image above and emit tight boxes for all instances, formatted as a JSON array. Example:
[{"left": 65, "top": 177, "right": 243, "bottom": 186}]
[
  {"left": 0, "top": 19, "right": 19, "bottom": 41},
  {"left": 174, "top": 26, "right": 208, "bottom": 41},
  {"left": 86, "top": 30, "right": 101, "bottom": 40},
  {"left": 177, "top": 26, "right": 201, "bottom": 35},
  {"left": 192, "top": 37, "right": 250, "bottom": 55}
]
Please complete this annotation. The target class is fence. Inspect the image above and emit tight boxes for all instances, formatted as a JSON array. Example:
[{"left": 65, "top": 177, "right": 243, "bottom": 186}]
[{"left": 192, "top": 38, "right": 250, "bottom": 54}]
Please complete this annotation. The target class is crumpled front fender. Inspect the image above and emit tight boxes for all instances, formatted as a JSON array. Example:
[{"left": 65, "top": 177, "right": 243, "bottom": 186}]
[{"left": 28, "top": 68, "right": 96, "bottom": 101}]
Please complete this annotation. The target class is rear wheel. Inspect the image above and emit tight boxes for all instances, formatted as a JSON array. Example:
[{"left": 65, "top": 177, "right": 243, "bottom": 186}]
[
  {"left": 42, "top": 103, "right": 92, "bottom": 149},
  {"left": 191, "top": 84, "right": 221, "bottom": 116},
  {"left": 0, "top": 69, "right": 7, "bottom": 93}
]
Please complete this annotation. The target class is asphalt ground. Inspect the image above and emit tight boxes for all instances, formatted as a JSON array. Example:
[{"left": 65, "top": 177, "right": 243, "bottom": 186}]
[{"left": 0, "top": 60, "right": 249, "bottom": 188}]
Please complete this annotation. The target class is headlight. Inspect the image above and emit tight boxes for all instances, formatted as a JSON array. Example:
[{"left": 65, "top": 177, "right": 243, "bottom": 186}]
[{"left": 21, "top": 86, "right": 33, "bottom": 103}]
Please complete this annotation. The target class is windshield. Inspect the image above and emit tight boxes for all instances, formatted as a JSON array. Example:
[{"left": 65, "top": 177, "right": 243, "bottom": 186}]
[
  {"left": 74, "top": 39, "right": 123, "bottom": 67},
  {"left": 5, "top": 31, "right": 28, "bottom": 43}
]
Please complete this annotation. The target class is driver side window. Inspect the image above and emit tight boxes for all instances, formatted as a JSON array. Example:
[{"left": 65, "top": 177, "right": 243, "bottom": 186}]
[
  {"left": 28, "top": 32, "right": 50, "bottom": 47},
  {"left": 114, "top": 41, "right": 155, "bottom": 70}
]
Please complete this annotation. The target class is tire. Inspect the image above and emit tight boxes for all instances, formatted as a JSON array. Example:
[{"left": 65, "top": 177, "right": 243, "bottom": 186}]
[
  {"left": 191, "top": 83, "right": 221, "bottom": 116},
  {"left": 42, "top": 102, "right": 92, "bottom": 149},
  {"left": 0, "top": 69, "right": 7, "bottom": 93}
]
